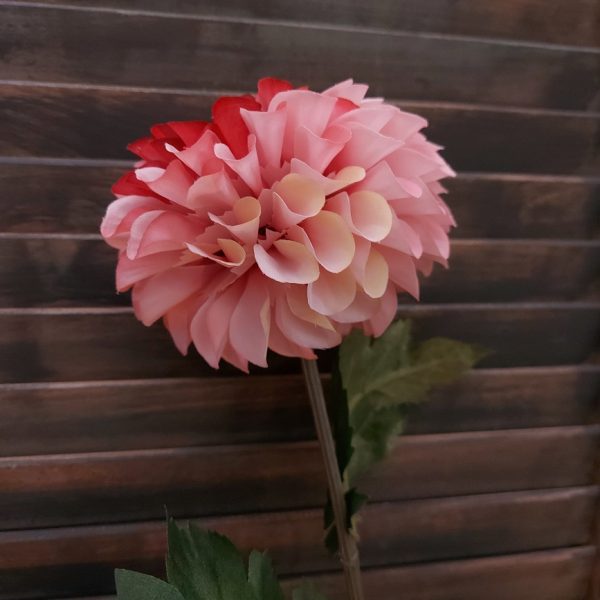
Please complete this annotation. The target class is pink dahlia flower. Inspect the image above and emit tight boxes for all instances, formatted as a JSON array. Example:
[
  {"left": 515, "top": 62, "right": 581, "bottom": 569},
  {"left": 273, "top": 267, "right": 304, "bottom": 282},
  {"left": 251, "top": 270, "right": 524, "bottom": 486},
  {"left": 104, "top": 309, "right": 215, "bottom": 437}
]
[{"left": 101, "top": 78, "right": 455, "bottom": 371}]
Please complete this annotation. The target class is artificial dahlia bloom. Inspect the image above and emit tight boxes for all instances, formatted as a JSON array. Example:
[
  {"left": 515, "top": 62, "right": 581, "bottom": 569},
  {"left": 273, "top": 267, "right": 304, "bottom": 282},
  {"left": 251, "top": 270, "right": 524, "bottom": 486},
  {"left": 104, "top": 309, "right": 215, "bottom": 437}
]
[{"left": 101, "top": 78, "right": 455, "bottom": 371}]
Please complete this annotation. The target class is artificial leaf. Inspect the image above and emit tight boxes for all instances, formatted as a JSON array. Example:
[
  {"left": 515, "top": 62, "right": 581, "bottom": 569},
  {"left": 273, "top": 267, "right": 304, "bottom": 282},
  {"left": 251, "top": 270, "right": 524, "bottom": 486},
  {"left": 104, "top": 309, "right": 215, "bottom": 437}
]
[
  {"left": 248, "top": 551, "right": 285, "bottom": 600},
  {"left": 325, "top": 319, "right": 483, "bottom": 553},
  {"left": 291, "top": 580, "right": 329, "bottom": 600},
  {"left": 115, "top": 569, "right": 185, "bottom": 600},
  {"left": 323, "top": 488, "right": 368, "bottom": 554},
  {"left": 166, "top": 518, "right": 255, "bottom": 600}
]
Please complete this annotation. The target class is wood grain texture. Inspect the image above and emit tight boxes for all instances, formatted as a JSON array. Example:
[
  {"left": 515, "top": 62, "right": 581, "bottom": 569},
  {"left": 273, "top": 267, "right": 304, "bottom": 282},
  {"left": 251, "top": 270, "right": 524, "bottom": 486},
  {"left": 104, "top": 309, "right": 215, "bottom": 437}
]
[
  {"left": 1, "top": 6, "right": 599, "bottom": 110},
  {"left": 0, "top": 487, "right": 596, "bottom": 597},
  {"left": 1, "top": 237, "right": 597, "bottom": 307},
  {"left": 53, "top": 546, "right": 597, "bottom": 600},
  {"left": 1, "top": 83, "right": 599, "bottom": 174},
  {"left": 1, "top": 164, "right": 597, "bottom": 239},
  {"left": 0, "top": 304, "right": 598, "bottom": 383},
  {"left": 0, "top": 426, "right": 596, "bottom": 530},
  {"left": 29, "top": 0, "right": 600, "bottom": 47},
  {"left": 1, "top": 366, "right": 597, "bottom": 456}
]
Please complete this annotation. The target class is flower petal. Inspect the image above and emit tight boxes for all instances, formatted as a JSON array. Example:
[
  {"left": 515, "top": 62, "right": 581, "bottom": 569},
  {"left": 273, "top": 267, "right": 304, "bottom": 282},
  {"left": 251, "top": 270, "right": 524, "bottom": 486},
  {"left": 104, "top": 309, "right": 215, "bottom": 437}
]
[
  {"left": 377, "top": 246, "right": 420, "bottom": 299},
  {"left": 271, "top": 173, "right": 326, "bottom": 230},
  {"left": 186, "top": 238, "right": 246, "bottom": 267},
  {"left": 186, "top": 170, "right": 240, "bottom": 215},
  {"left": 301, "top": 210, "right": 355, "bottom": 273},
  {"left": 240, "top": 107, "right": 286, "bottom": 167},
  {"left": 214, "top": 138, "right": 263, "bottom": 195},
  {"left": 290, "top": 158, "right": 365, "bottom": 196},
  {"left": 229, "top": 270, "right": 271, "bottom": 367},
  {"left": 254, "top": 239, "right": 319, "bottom": 284},
  {"left": 293, "top": 124, "right": 350, "bottom": 173},
  {"left": 307, "top": 268, "right": 357, "bottom": 315},
  {"left": 142, "top": 160, "right": 195, "bottom": 206},
  {"left": 209, "top": 196, "right": 261, "bottom": 245}
]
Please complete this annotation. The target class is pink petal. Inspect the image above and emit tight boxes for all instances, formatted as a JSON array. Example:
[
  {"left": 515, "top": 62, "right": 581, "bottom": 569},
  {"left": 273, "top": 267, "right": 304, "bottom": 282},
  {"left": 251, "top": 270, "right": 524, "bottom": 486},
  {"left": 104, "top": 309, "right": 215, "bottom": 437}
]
[
  {"left": 116, "top": 250, "right": 187, "bottom": 291},
  {"left": 132, "top": 265, "right": 207, "bottom": 326},
  {"left": 330, "top": 288, "right": 380, "bottom": 323},
  {"left": 333, "top": 105, "right": 396, "bottom": 132},
  {"left": 209, "top": 196, "right": 261, "bottom": 245},
  {"left": 366, "top": 283, "right": 398, "bottom": 337},
  {"left": 254, "top": 239, "right": 319, "bottom": 284},
  {"left": 101, "top": 195, "right": 167, "bottom": 248},
  {"left": 275, "top": 293, "right": 341, "bottom": 349},
  {"left": 186, "top": 170, "right": 240, "bottom": 215},
  {"left": 166, "top": 129, "right": 221, "bottom": 175},
  {"left": 127, "top": 210, "right": 203, "bottom": 259},
  {"left": 357, "top": 160, "right": 422, "bottom": 199},
  {"left": 214, "top": 138, "right": 263, "bottom": 195},
  {"left": 186, "top": 238, "right": 246, "bottom": 267},
  {"left": 190, "top": 280, "right": 243, "bottom": 369},
  {"left": 327, "top": 191, "right": 393, "bottom": 242},
  {"left": 163, "top": 294, "right": 202, "bottom": 355},
  {"left": 379, "top": 213, "right": 423, "bottom": 258},
  {"left": 289, "top": 159, "right": 365, "bottom": 196},
  {"left": 380, "top": 110, "right": 427, "bottom": 140},
  {"left": 143, "top": 160, "right": 195, "bottom": 206},
  {"left": 351, "top": 240, "right": 388, "bottom": 299},
  {"left": 377, "top": 246, "right": 420, "bottom": 299},
  {"left": 240, "top": 107, "right": 286, "bottom": 168},
  {"left": 330, "top": 123, "right": 404, "bottom": 171},
  {"left": 307, "top": 268, "right": 357, "bottom": 315},
  {"left": 271, "top": 174, "right": 326, "bottom": 230},
  {"left": 404, "top": 216, "right": 451, "bottom": 259},
  {"left": 269, "top": 319, "right": 316, "bottom": 359},
  {"left": 301, "top": 210, "right": 355, "bottom": 273},
  {"left": 229, "top": 270, "right": 271, "bottom": 367},
  {"left": 323, "top": 79, "right": 369, "bottom": 104},
  {"left": 293, "top": 124, "right": 350, "bottom": 173}
]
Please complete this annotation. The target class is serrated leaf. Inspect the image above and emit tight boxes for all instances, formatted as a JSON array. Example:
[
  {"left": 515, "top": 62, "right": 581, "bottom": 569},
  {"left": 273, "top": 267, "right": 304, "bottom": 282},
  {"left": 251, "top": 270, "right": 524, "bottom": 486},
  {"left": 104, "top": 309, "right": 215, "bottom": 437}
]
[
  {"left": 323, "top": 488, "right": 368, "bottom": 554},
  {"left": 291, "top": 581, "right": 329, "bottom": 600},
  {"left": 166, "top": 518, "right": 255, "bottom": 600},
  {"left": 324, "top": 320, "right": 483, "bottom": 554},
  {"left": 115, "top": 569, "right": 185, "bottom": 600},
  {"left": 247, "top": 551, "right": 285, "bottom": 600}
]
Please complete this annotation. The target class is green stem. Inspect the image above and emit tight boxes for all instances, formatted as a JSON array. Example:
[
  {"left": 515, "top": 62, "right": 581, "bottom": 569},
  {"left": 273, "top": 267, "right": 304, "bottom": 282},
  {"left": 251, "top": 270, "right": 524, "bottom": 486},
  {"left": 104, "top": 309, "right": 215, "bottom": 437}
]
[{"left": 301, "top": 358, "right": 365, "bottom": 600}]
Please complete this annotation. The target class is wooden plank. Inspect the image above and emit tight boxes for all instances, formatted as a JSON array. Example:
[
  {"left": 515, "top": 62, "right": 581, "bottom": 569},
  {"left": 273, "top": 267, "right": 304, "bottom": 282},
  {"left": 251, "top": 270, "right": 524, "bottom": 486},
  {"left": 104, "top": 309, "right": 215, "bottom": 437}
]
[
  {"left": 29, "top": 0, "right": 600, "bottom": 48},
  {"left": 1, "top": 237, "right": 597, "bottom": 307},
  {"left": 295, "top": 547, "right": 596, "bottom": 600},
  {"left": 0, "top": 304, "right": 597, "bottom": 383},
  {"left": 44, "top": 546, "right": 597, "bottom": 600},
  {"left": 1, "top": 6, "right": 599, "bottom": 110},
  {"left": 0, "top": 366, "right": 598, "bottom": 456},
  {"left": 1, "top": 165, "right": 597, "bottom": 240},
  {"left": 0, "top": 488, "right": 595, "bottom": 598},
  {"left": 1, "top": 84, "right": 599, "bottom": 174},
  {"left": 0, "top": 426, "right": 596, "bottom": 530}
]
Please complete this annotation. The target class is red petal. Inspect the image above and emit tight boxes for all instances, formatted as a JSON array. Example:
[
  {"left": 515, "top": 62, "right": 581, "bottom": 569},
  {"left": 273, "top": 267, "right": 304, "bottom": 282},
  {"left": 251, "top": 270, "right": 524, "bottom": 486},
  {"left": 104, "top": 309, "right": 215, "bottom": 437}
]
[
  {"left": 256, "top": 77, "right": 294, "bottom": 109},
  {"left": 112, "top": 170, "right": 158, "bottom": 197},
  {"left": 127, "top": 136, "right": 174, "bottom": 163},
  {"left": 167, "top": 121, "right": 208, "bottom": 146},
  {"left": 212, "top": 95, "right": 261, "bottom": 159}
]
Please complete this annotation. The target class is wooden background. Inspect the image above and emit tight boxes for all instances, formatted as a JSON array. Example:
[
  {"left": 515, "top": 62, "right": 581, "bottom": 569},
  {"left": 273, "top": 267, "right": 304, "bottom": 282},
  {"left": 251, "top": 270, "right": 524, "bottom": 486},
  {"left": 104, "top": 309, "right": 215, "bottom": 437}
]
[{"left": 0, "top": 1, "right": 599, "bottom": 598}]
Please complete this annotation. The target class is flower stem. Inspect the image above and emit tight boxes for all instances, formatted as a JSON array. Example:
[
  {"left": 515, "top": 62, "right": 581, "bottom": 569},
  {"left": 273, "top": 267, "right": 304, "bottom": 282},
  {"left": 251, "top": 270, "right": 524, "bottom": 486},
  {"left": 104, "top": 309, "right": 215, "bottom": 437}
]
[{"left": 301, "top": 358, "right": 365, "bottom": 600}]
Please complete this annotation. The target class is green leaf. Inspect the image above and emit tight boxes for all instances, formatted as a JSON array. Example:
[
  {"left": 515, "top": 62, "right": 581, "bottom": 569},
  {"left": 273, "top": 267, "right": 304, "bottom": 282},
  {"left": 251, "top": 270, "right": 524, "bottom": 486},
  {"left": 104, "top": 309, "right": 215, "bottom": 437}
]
[
  {"left": 291, "top": 581, "right": 329, "bottom": 600},
  {"left": 247, "top": 551, "right": 285, "bottom": 600},
  {"left": 325, "top": 320, "right": 483, "bottom": 553},
  {"left": 115, "top": 570, "right": 185, "bottom": 600},
  {"left": 166, "top": 518, "right": 255, "bottom": 600}
]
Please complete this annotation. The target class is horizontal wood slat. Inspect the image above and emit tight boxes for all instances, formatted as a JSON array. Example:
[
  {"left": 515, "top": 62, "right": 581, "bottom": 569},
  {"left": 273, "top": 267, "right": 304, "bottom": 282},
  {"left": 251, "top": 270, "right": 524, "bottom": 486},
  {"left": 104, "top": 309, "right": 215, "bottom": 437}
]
[
  {"left": 1, "top": 237, "right": 597, "bottom": 307},
  {"left": 1, "top": 165, "right": 597, "bottom": 239},
  {"left": 0, "top": 487, "right": 596, "bottom": 598},
  {"left": 1, "top": 6, "right": 599, "bottom": 110},
  {"left": 0, "top": 426, "right": 596, "bottom": 530},
  {"left": 1, "top": 366, "right": 598, "bottom": 456},
  {"left": 0, "top": 305, "right": 598, "bottom": 383},
  {"left": 1, "top": 84, "right": 599, "bottom": 174},
  {"left": 47, "top": 546, "right": 597, "bottom": 600},
  {"left": 28, "top": 0, "right": 600, "bottom": 48}
]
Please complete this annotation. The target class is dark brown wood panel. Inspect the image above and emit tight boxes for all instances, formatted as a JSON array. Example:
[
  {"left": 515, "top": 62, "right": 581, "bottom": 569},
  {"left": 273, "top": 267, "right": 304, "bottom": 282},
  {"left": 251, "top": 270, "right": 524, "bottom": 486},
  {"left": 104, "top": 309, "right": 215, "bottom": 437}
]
[
  {"left": 0, "top": 304, "right": 598, "bottom": 383},
  {"left": 2, "top": 84, "right": 599, "bottom": 174},
  {"left": 1, "top": 237, "right": 596, "bottom": 307},
  {"left": 1, "top": 6, "right": 599, "bottom": 110},
  {"left": 30, "top": 0, "right": 600, "bottom": 48},
  {"left": 0, "top": 427, "right": 596, "bottom": 530},
  {"left": 0, "top": 487, "right": 595, "bottom": 598},
  {"left": 7, "top": 547, "right": 597, "bottom": 600},
  {"left": 1, "top": 366, "right": 597, "bottom": 456},
  {"left": 1, "top": 164, "right": 597, "bottom": 240}
]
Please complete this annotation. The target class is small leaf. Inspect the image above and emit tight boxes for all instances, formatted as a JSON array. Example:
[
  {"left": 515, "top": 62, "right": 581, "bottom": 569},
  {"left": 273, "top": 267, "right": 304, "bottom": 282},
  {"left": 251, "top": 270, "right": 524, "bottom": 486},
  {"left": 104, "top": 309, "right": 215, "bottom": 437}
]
[
  {"left": 324, "top": 320, "right": 483, "bottom": 554},
  {"left": 166, "top": 518, "right": 255, "bottom": 600},
  {"left": 115, "top": 570, "right": 185, "bottom": 600},
  {"left": 248, "top": 551, "right": 285, "bottom": 600},
  {"left": 291, "top": 580, "right": 329, "bottom": 600}
]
